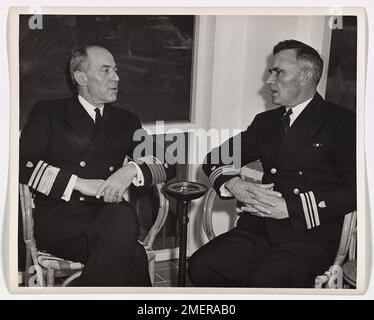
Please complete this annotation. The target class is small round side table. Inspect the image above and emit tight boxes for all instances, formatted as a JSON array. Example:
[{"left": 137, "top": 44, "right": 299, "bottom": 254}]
[{"left": 164, "top": 181, "right": 208, "bottom": 287}]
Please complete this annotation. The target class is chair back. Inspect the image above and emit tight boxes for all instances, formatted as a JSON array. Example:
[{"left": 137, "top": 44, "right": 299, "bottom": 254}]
[
  {"left": 19, "top": 184, "right": 35, "bottom": 245},
  {"left": 334, "top": 211, "right": 357, "bottom": 265},
  {"left": 19, "top": 183, "right": 45, "bottom": 286}
]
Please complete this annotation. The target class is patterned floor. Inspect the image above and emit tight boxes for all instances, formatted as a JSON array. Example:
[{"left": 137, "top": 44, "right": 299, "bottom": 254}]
[{"left": 154, "top": 259, "right": 193, "bottom": 287}]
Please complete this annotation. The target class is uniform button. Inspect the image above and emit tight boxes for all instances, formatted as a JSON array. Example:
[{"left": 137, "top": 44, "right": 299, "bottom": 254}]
[
  {"left": 270, "top": 168, "right": 277, "bottom": 174},
  {"left": 164, "top": 163, "right": 169, "bottom": 168},
  {"left": 293, "top": 188, "right": 300, "bottom": 195},
  {"left": 80, "top": 161, "right": 86, "bottom": 167},
  {"left": 79, "top": 197, "right": 85, "bottom": 201},
  {"left": 211, "top": 166, "right": 216, "bottom": 171},
  {"left": 109, "top": 166, "right": 114, "bottom": 172},
  {"left": 298, "top": 171, "right": 303, "bottom": 176}
]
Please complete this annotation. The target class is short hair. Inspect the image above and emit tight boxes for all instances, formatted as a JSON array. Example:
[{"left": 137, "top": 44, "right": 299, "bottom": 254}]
[
  {"left": 69, "top": 45, "right": 106, "bottom": 86},
  {"left": 273, "top": 39, "right": 324, "bottom": 85}
]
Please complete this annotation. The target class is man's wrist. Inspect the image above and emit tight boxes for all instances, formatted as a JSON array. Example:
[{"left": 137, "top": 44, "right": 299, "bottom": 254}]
[
  {"left": 224, "top": 176, "right": 241, "bottom": 193},
  {"left": 74, "top": 177, "right": 83, "bottom": 192},
  {"left": 125, "top": 162, "right": 138, "bottom": 178}
]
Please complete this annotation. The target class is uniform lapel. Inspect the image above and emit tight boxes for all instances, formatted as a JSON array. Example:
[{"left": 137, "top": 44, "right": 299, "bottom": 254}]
[
  {"left": 262, "top": 106, "right": 285, "bottom": 154},
  {"left": 277, "top": 93, "right": 327, "bottom": 162},
  {"left": 64, "top": 97, "right": 96, "bottom": 143}
]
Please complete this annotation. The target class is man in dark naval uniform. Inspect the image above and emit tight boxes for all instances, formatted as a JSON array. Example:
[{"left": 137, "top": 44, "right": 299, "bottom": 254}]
[
  {"left": 188, "top": 39, "right": 356, "bottom": 288},
  {"left": 19, "top": 45, "right": 176, "bottom": 286}
]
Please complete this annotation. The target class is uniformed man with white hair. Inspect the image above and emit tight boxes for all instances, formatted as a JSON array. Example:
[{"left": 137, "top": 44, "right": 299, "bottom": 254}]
[{"left": 20, "top": 45, "right": 176, "bottom": 286}]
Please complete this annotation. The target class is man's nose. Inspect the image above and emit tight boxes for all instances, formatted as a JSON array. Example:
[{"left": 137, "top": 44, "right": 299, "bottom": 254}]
[
  {"left": 111, "top": 70, "right": 120, "bottom": 81},
  {"left": 266, "top": 72, "right": 275, "bottom": 84}
]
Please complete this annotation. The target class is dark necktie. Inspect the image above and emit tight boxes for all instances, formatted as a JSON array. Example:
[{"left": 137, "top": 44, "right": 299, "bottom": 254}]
[
  {"left": 281, "top": 108, "right": 293, "bottom": 135},
  {"left": 94, "top": 108, "right": 102, "bottom": 131}
]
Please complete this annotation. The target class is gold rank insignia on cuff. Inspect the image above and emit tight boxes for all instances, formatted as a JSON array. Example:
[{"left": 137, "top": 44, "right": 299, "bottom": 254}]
[
  {"left": 137, "top": 155, "right": 167, "bottom": 185},
  {"left": 27, "top": 160, "right": 60, "bottom": 196},
  {"left": 209, "top": 165, "right": 239, "bottom": 186},
  {"left": 300, "top": 191, "right": 321, "bottom": 229}
]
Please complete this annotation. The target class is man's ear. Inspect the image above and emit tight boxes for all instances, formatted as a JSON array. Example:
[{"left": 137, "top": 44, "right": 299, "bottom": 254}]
[
  {"left": 299, "top": 68, "right": 313, "bottom": 87},
  {"left": 74, "top": 71, "right": 88, "bottom": 86}
]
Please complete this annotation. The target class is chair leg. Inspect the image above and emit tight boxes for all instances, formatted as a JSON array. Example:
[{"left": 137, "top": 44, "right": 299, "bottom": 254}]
[
  {"left": 147, "top": 252, "right": 156, "bottom": 286},
  {"left": 47, "top": 268, "right": 55, "bottom": 287},
  {"left": 24, "top": 250, "right": 32, "bottom": 287},
  {"left": 314, "top": 274, "right": 328, "bottom": 288},
  {"left": 62, "top": 271, "right": 83, "bottom": 287}
]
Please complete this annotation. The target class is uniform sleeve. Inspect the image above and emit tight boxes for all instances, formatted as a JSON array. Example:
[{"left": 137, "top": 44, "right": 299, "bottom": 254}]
[
  {"left": 19, "top": 103, "right": 74, "bottom": 200},
  {"left": 128, "top": 113, "right": 176, "bottom": 186},
  {"left": 286, "top": 111, "right": 356, "bottom": 230},
  {"left": 202, "top": 114, "right": 262, "bottom": 199}
]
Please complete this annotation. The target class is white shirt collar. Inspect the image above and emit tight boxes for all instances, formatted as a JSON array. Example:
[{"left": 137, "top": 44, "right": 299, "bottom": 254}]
[
  {"left": 78, "top": 95, "right": 104, "bottom": 122},
  {"left": 286, "top": 96, "right": 313, "bottom": 126}
]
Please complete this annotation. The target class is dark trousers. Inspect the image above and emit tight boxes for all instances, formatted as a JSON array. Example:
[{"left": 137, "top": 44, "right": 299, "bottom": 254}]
[
  {"left": 44, "top": 202, "right": 151, "bottom": 287},
  {"left": 188, "top": 226, "right": 335, "bottom": 288}
]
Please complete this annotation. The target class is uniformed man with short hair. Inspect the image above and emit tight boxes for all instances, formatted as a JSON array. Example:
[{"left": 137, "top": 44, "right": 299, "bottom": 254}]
[{"left": 188, "top": 39, "right": 356, "bottom": 288}]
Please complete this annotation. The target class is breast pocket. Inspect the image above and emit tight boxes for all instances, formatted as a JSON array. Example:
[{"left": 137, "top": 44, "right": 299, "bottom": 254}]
[{"left": 301, "top": 140, "right": 333, "bottom": 164}]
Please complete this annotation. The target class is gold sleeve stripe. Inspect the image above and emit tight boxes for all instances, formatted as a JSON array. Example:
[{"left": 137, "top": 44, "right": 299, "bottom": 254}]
[
  {"left": 36, "top": 165, "right": 61, "bottom": 196},
  {"left": 152, "top": 156, "right": 166, "bottom": 184},
  {"left": 28, "top": 160, "right": 44, "bottom": 187},
  {"left": 138, "top": 156, "right": 167, "bottom": 185},
  {"left": 27, "top": 160, "right": 61, "bottom": 196},
  {"left": 31, "top": 162, "right": 48, "bottom": 190},
  {"left": 304, "top": 192, "right": 316, "bottom": 228},
  {"left": 209, "top": 165, "right": 238, "bottom": 186},
  {"left": 300, "top": 193, "right": 312, "bottom": 229},
  {"left": 308, "top": 191, "right": 320, "bottom": 227}
]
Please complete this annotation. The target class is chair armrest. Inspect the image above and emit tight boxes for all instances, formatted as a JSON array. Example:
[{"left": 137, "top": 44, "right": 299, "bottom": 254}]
[
  {"left": 141, "top": 183, "right": 170, "bottom": 249},
  {"left": 314, "top": 264, "right": 343, "bottom": 288},
  {"left": 202, "top": 165, "right": 263, "bottom": 241},
  {"left": 202, "top": 187, "right": 218, "bottom": 241}
]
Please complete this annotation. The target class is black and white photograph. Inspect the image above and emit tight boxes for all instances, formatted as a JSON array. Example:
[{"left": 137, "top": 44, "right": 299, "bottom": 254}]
[{"left": 5, "top": 6, "right": 367, "bottom": 294}]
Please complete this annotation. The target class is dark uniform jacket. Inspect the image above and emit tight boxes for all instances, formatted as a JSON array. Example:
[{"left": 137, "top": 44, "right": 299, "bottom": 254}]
[
  {"left": 203, "top": 93, "right": 356, "bottom": 251},
  {"left": 19, "top": 97, "right": 176, "bottom": 248}
]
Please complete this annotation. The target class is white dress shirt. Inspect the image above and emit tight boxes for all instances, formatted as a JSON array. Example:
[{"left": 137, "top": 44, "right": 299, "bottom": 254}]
[
  {"left": 78, "top": 95, "right": 104, "bottom": 121},
  {"left": 286, "top": 97, "right": 313, "bottom": 126}
]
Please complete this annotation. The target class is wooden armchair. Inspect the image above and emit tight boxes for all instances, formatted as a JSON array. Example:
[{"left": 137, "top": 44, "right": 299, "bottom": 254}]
[
  {"left": 201, "top": 165, "right": 357, "bottom": 288},
  {"left": 19, "top": 183, "right": 169, "bottom": 287}
]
